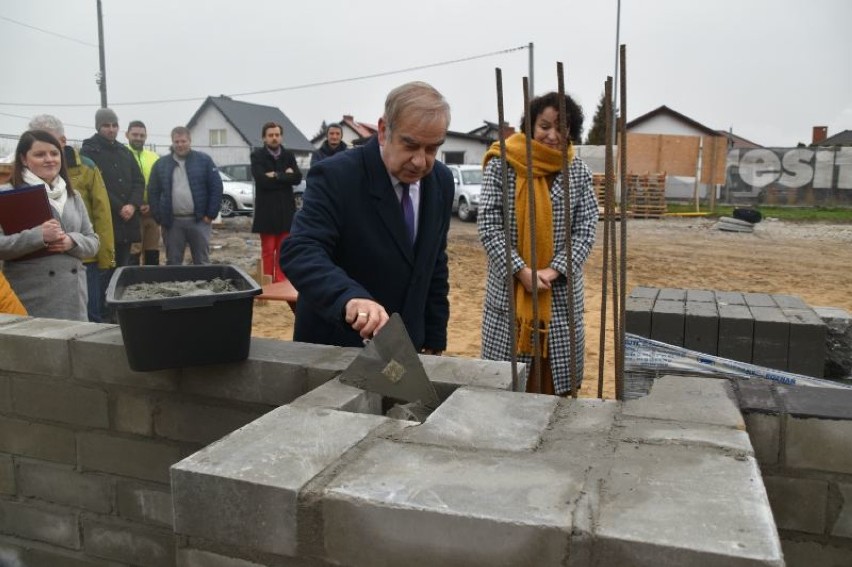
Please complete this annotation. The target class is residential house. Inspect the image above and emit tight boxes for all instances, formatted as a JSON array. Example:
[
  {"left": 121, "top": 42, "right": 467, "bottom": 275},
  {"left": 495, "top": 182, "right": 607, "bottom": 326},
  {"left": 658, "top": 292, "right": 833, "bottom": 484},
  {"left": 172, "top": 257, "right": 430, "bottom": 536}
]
[
  {"left": 814, "top": 129, "right": 852, "bottom": 147},
  {"left": 186, "top": 96, "right": 314, "bottom": 169},
  {"left": 311, "top": 115, "right": 378, "bottom": 148}
]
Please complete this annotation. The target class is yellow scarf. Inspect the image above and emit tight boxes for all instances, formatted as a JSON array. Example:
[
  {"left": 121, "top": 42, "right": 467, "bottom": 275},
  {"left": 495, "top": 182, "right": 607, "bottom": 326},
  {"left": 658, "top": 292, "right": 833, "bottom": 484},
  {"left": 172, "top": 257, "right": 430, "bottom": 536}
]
[{"left": 483, "top": 133, "right": 575, "bottom": 357}]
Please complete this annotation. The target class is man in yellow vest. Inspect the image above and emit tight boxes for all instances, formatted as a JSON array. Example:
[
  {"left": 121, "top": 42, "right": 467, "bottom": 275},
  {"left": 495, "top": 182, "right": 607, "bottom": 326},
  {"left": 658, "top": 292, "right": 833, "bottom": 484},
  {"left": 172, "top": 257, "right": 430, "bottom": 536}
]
[{"left": 126, "top": 120, "right": 161, "bottom": 265}]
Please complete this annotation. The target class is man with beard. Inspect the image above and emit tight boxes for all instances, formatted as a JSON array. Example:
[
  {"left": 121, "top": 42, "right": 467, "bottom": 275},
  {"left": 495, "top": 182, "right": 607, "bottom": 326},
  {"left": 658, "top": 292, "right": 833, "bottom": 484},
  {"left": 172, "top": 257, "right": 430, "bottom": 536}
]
[
  {"left": 251, "top": 122, "right": 302, "bottom": 282},
  {"left": 310, "top": 122, "right": 348, "bottom": 166},
  {"left": 125, "top": 120, "right": 161, "bottom": 265}
]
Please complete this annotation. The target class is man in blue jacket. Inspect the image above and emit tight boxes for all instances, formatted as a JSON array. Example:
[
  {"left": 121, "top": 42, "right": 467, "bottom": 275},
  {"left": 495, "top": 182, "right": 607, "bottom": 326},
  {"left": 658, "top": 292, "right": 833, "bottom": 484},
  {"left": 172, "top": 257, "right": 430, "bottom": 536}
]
[
  {"left": 148, "top": 127, "right": 223, "bottom": 265},
  {"left": 281, "top": 81, "right": 454, "bottom": 353}
]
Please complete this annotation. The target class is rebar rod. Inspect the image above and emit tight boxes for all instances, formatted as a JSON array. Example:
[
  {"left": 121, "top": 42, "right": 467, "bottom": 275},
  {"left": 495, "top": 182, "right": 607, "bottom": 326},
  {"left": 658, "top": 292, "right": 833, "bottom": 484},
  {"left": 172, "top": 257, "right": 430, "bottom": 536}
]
[
  {"left": 495, "top": 68, "right": 519, "bottom": 392},
  {"left": 617, "top": 45, "right": 628, "bottom": 401},
  {"left": 597, "top": 77, "right": 614, "bottom": 399},
  {"left": 556, "top": 62, "right": 579, "bottom": 399},
  {"left": 522, "top": 77, "right": 542, "bottom": 393}
]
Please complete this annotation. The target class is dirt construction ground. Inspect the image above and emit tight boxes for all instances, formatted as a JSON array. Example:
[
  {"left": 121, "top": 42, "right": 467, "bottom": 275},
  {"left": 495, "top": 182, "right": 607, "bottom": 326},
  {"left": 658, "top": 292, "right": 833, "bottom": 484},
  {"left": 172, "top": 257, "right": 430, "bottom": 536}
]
[{"left": 212, "top": 215, "right": 852, "bottom": 399}]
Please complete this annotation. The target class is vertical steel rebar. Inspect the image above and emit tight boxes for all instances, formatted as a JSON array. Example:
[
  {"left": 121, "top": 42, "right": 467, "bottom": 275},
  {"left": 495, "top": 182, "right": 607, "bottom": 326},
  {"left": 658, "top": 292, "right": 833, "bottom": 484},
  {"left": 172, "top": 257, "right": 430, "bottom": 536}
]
[
  {"left": 556, "top": 63, "right": 579, "bottom": 399},
  {"left": 522, "top": 77, "right": 542, "bottom": 393},
  {"left": 617, "top": 45, "right": 628, "bottom": 401},
  {"left": 597, "top": 77, "right": 614, "bottom": 399},
  {"left": 495, "top": 68, "right": 519, "bottom": 392}
]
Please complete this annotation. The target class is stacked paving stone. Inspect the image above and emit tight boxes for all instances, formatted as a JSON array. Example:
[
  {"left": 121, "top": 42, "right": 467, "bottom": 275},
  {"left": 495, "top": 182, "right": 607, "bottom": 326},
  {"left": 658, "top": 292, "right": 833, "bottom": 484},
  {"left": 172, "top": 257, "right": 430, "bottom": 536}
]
[{"left": 627, "top": 287, "right": 827, "bottom": 377}]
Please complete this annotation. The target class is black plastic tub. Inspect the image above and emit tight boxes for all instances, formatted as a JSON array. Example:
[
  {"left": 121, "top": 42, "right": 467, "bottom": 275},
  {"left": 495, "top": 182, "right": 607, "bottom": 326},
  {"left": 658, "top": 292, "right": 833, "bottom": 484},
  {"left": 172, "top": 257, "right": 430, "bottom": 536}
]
[{"left": 105, "top": 265, "right": 261, "bottom": 371}]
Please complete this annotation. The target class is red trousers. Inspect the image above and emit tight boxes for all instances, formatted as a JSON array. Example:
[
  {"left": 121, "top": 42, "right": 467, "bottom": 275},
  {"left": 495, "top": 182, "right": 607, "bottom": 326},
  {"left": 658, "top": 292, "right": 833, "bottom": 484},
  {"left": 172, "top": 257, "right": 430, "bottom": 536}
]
[{"left": 260, "top": 232, "right": 288, "bottom": 283}]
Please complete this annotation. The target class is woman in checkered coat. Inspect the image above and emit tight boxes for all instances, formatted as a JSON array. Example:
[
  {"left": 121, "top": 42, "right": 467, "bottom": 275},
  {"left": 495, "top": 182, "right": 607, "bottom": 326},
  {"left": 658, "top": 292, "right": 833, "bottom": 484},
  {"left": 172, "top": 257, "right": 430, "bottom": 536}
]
[{"left": 478, "top": 92, "right": 598, "bottom": 396}]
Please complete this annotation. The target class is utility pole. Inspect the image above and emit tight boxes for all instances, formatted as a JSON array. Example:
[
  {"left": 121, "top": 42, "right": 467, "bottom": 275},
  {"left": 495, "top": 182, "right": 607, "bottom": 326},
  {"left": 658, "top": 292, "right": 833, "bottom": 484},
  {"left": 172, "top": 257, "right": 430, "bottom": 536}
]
[
  {"left": 96, "top": 0, "right": 108, "bottom": 107},
  {"left": 528, "top": 42, "right": 534, "bottom": 97}
]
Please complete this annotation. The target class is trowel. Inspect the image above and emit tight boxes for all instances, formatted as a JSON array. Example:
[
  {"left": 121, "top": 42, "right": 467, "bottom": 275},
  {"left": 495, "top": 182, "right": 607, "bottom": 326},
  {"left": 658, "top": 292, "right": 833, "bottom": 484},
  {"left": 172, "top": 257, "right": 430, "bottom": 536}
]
[{"left": 338, "top": 313, "right": 440, "bottom": 410}]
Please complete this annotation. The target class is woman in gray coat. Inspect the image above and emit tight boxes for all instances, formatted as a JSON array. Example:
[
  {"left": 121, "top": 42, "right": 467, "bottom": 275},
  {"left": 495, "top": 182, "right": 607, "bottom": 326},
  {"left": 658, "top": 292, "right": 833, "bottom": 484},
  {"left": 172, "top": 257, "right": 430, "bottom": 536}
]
[{"left": 0, "top": 130, "right": 99, "bottom": 321}]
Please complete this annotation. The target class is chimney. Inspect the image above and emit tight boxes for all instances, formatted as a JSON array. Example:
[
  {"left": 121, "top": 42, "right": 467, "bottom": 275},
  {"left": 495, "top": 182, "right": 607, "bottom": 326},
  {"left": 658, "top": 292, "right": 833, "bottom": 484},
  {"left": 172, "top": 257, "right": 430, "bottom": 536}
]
[{"left": 812, "top": 126, "right": 828, "bottom": 144}]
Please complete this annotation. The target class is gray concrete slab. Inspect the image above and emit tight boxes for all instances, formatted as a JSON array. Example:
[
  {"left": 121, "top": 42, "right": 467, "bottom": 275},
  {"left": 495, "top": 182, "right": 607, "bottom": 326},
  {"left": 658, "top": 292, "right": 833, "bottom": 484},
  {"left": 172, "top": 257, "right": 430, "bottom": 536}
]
[
  {"left": 323, "top": 439, "right": 580, "bottom": 567},
  {"left": 772, "top": 294, "right": 808, "bottom": 309},
  {"left": 750, "top": 306, "right": 790, "bottom": 371},
  {"left": 718, "top": 303, "right": 754, "bottom": 363},
  {"left": 290, "top": 378, "right": 382, "bottom": 415},
  {"left": 626, "top": 296, "right": 654, "bottom": 337},
  {"left": 684, "top": 300, "right": 719, "bottom": 355},
  {"left": 0, "top": 318, "right": 105, "bottom": 377},
  {"left": 763, "top": 475, "right": 828, "bottom": 534},
  {"left": 400, "top": 387, "right": 557, "bottom": 451},
  {"left": 775, "top": 384, "right": 852, "bottom": 419},
  {"left": 615, "top": 416, "right": 753, "bottom": 455},
  {"left": 622, "top": 376, "right": 745, "bottom": 429},
  {"left": 657, "top": 288, "right": 687, "bottom": 301},
  {"left": 651, "top": 299, "right": 685, "bottom": 346},
  {"left": 785, "top": 416, "right": 852, "bottom": 474},
  {"left": 734, "top": 380, "right": 779, "bottom": 414},
  {"left": 171, "top": 405, "right": 390, "bottom": 557},
  {"left": 686, "top": 289, "right": 716, "bottom": 303},
  {"left": 595, "top": 444, "right": 783, "bottom": 567},
  {"left": 629, "top": 286, "right": 660, "bottom": 300},
  {"left": 419, "top": 356, "right": 515, "bottom": 393},
  {"left": 744, "top": 293, "right": 777, "bottom": 308}
]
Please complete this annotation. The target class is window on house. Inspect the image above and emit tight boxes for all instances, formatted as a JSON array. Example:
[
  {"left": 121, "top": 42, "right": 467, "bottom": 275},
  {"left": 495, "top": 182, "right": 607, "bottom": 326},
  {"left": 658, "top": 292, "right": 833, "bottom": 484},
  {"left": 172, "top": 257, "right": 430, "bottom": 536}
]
[
  {"left": 209, "top": 129, "right": 227, "bottom": 146},
  {"left": 443, "top": 151, "right": 465, "bottom": 165}
]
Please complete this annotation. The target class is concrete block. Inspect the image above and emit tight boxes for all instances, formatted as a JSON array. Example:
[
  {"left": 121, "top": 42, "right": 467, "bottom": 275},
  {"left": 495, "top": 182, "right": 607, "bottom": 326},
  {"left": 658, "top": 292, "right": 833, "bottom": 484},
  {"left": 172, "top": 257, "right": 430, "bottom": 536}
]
[
  {"left": 616, "top": 416, "right": 753, "bottom": 455},
  {"left": 686, "top": 288, "right": 715, "bottom": 302},
  {"left": 0, "top": 319, "right": 103, "bottom": 376},
  {"left": 744, "top": 413, "right": 781, "bottom": 466},
  {"left": 657, "top": 287, "right": 686, "bottom": 301},
  {"left": 400, "top": 387, "right": 558, "bottom": 451},
  {"left": 815, "top": 305, "right": 852, "bottom": 378},
  {"left": 323, "top": 439, "right": 578, "bottom": 567},
  {"left": 540, "top": 399, "right": 618, "bottom": 464},
  {"left": 0, "top": 416, "right": 76, "bottom": 463},
  {"left": 116, "top": 480, "right": 173, "bottom": 528},
  {"left": 750, "top": 306, "right": 790, "bottom": 371},
  {"left": 172, "top": 405, "right": 389, "bottom": 557},
  {"left": 596, "top": 445, "right": 782, "bottom": 566},
  {"left": 832, "top": 482, "right": 852, "bottom": 538},
  {"left": 0, "top": 454, "right": 14, "bottom": 495},
  {"left": 650, "top": 299, "right": 684, "bottom": 346},
  {"left": 82, "top": 516, "right": 175, "bottom": 567},
  {"left": 0, "top": 374, "right": 10, "bottom": 413},
  {"left": 735, "top": 379, "right": 780, "bottom": 414},
  {"left": 79, "top": 431, "right": 183, "bottom": 483},
  {"left": 629, "top": 286, "right": 660, "bottom": 300},
  {"left": 775, "top": 384, "right": 852, "bottom": 420},
  {"left": 744, "top": 292, "right": 776, "bottom": 308},
  {"left": 419, "top": 355, "right": 515, "bottom": 393},
  {"left": 11, "top": 375, "right": 108, "bottom": 428},
  {"left": 622, "top": 375, "right": 745, "bottom": 429},
  {"left": 625, "top": 296, "right": 654, "bottom": 337},
  {"left": 113, "top": 392, "right": 154, "bottom": 436},
  {"left": 16, "top": 459, "right": 112, "bottom": 513},
  {"left": 684, "top": 300, "right": 719, "bottom": 355},
  {"left": 177, "top": 338, "right": 312, "bottom": 405},
  {"left": 763, "top": 475, "right": 828, "bottom": 533},
  {"left": 783, "top": 308, "right": 827, "bottom": 377},
  {"left": 786, "top": 416, "right": 852, "bottom": 474},
  {"left": 0, "top": 539, "right": 118, "bottom": 567},
  {"left": 780, "top": 539, "right": 852, "bottom": 567},
  {"left": 0, "top": 499, "right": 80, "bottom": 549},
  {"left": 715, "top": 290, "right": 746, "bottom": 305},
  {"left": 772, "top": 294, "right": 808, "bottom": 309},
  {"left": 718, "top": 303, "right": 754, "bottom": 363},
  {"left": 290, "top": 378, "right": 382, "bottom": 414},
  {"left": 70, "top": 326, "right": 179, "bottom": 390},
  {"left": 154, "top": 399, "right": 266, "bottom": 445}
]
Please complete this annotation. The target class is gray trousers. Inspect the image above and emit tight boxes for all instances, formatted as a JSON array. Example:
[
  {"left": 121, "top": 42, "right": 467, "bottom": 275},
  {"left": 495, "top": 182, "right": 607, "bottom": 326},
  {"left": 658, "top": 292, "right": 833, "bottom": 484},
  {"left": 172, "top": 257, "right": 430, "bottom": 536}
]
[{"left": 164, "top": 217, "right": 211, "bottom": 265}]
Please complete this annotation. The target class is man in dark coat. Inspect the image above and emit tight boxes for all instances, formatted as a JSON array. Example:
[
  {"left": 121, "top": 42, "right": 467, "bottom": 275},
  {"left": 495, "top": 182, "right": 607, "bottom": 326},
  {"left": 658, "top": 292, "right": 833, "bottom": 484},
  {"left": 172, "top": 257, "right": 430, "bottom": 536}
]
[
  {"left": 310, "top": 123, "right": 348, "bottom": 166},
  {"left": 81, "top": 107, "right": 144, "bottom": 268},
  {"left": 251, "top": 122, "right": 302, "bottom": 282},
  {"left": 281, "top": 81, "right": 454, "bottom": 353}
]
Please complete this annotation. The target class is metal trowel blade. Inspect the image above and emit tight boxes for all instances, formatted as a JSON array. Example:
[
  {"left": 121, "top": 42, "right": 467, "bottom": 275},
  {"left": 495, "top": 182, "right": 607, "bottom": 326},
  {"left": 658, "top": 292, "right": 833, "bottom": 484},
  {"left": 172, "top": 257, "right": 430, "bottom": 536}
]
[{"left": 339, "top": 313, "right": 440, "bottom": 408}]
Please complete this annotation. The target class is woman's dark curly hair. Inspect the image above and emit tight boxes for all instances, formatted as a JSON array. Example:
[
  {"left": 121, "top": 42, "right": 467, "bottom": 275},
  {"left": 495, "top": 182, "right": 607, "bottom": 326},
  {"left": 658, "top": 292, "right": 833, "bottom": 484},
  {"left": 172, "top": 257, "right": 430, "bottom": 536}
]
[{"left": 520, "top": 91, "right": 584, "bottom": 144}]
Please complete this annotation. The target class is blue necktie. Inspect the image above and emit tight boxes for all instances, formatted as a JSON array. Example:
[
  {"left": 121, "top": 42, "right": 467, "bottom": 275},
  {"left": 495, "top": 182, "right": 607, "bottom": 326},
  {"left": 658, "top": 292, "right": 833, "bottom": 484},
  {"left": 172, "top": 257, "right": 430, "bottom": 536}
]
[{"left": 400, "top": 182, "right": 415, "bottom": 244}]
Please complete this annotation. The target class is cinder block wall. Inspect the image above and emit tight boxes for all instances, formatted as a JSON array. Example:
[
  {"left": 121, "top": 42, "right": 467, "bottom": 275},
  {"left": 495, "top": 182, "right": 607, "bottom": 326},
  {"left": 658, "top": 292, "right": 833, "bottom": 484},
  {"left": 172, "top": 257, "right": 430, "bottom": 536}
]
[
  {"left": 0, "top": 315, "right": 354, "bottom": 567},
  {"left": 735, "top": 380, "right": 852, "bottom": 566}
]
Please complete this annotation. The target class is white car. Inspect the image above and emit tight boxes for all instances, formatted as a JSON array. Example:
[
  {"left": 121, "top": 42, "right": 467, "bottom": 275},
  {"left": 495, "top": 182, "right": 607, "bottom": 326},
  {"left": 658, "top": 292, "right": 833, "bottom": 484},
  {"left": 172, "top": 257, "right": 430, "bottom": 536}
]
[
  {"left": 219, "top": 170, "right": 254, "bottom": 217},
  {"left": 447, "top": 164, "right": 483, "bottom": 222}
]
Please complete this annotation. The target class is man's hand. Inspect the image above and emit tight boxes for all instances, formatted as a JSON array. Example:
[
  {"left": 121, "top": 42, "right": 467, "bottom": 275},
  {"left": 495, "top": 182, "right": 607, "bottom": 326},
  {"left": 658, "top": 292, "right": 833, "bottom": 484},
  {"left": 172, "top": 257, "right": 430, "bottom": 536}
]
[
  {"left": 265, "top": 172, "right": 276, "bottom": 178},
  {"left": 284, "top": 167, "right": 294, "bottom": 173},
  {"left": 120, "top": 204, "right": 136, "bottom": 221},
  {"left": 140, "top": 204, "right": 150, "bottom": 214},
  {"left": 344, "top": 298, "right": 389, "bottom": 340},
  {"left": 202, "top": 216, "right": 213, "bottom": 224}
]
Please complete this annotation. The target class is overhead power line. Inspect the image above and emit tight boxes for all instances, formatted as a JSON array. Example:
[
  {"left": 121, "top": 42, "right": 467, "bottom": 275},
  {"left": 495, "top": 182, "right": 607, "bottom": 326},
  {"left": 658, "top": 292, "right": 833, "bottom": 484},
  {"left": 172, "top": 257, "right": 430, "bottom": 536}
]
[
  {"left": 0, "top": 45, "right": 529, "bottom": 108},
  {"left": 0, "top": 15, "right": 97, "bottom": 48}
]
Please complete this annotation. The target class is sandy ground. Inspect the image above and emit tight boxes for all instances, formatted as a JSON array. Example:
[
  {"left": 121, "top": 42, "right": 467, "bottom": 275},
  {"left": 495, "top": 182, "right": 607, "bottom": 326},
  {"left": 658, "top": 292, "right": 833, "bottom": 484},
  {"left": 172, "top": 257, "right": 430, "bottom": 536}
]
[{"left": 212, "top": 215, "right": 852, "bottom": 399}]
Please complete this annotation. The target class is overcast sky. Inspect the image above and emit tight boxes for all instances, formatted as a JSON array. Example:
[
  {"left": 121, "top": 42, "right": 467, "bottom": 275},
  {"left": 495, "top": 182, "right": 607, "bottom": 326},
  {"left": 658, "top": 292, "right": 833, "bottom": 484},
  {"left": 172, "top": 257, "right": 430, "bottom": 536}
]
[{"left": 1, "top": 0, "right": 850, "bottom": 152}]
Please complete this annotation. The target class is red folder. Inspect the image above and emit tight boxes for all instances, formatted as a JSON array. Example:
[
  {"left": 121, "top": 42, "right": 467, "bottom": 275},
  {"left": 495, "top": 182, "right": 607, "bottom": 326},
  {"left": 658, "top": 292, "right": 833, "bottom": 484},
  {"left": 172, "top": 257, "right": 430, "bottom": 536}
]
[{"left": 0, "top": 184, "right": 56, "bottom": 260}]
